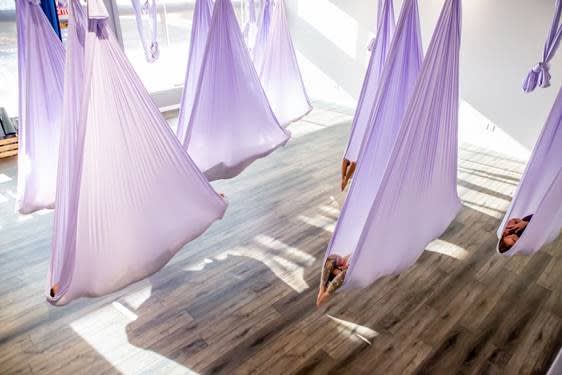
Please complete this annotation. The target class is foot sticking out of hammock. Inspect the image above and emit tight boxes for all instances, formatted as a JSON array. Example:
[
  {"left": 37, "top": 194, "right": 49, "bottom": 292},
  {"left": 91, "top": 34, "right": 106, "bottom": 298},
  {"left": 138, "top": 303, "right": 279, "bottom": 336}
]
[
  {"left": 499, "top": 214, "right": 533, "bottom": 253},
  {"left": 340, "top": 159, "right": 357, "bottom": 191},
  {"left": 50, "top": 283, "right": 60, "bottom": 298},
  {"left": 317, "top": 254, "right": 350, "bottom": 306}
]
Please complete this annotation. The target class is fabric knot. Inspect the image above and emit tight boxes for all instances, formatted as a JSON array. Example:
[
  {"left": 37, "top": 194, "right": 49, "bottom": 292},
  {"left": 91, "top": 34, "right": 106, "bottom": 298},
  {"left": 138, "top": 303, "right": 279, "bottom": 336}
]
[
  {"left": 523, "top": 62, "right": 551, "bottom": 93},
  {"left": 145, "top": 41, "right": 159, "bottom": 63}
]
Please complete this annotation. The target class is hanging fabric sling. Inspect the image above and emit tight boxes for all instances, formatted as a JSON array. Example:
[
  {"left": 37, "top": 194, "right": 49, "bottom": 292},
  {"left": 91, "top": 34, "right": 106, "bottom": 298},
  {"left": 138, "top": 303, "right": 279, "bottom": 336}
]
[
  {"left": 15, "top": 0, "right": 65, "bottom": 214},
  {"left": 257, "top": 0, "right": 311, "bottom": 127},
  {"left": 322, "top": 0, "right": 461, "bottom": 293},
  {"left": 334, "top": 0, "right": 422, "bottom": 245},
  {"left": 184, "top": 0, "right": 290, "bottom": 181},
  {"left": 131, "top": 0, "right": 159, "bottom": 62},
  {"left": 176, "top": 0, "right": 213, "bottom": 143},
  {"left": 252, "top": 0, "right": 271, "bottom": 72},
  {"left": 340, "top": 0, "right": 395, "bottom": 190},
  {"left": 243, "top": 0, "right": 259, "bottom": 51},
  {"left": 496, "top": 86, "right": 562, "bottom": 256},
  {"left": 522, "top": 0, "right": 561, "bottom": 93},
  {"left": 48, "top": 0, "right": 227, "bottom": 305}
]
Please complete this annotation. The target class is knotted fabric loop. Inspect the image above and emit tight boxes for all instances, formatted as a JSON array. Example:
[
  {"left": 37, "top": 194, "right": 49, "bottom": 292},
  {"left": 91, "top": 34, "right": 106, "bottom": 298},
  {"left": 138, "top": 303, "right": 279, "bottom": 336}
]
[
  {"left": 523, "top": 62, "right": 552, "bottom": 92},
  {"left": 523, "top": 0, "right": 561, "bottom": 93}
]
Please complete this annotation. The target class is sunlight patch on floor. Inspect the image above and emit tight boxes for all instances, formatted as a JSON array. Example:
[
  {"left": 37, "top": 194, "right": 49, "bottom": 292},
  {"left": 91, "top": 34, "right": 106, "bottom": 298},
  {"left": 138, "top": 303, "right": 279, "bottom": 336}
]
[
  {"left": 70, "top": 298, "right": 199, "bottom": 375},
  {"left": 0, "top": 173, "right": 11, "bottom": 183},
  {"left": 298, "top": 214, "right": 335, "bottom": 233},
  {"left": 326, "top": 315, "right": 379, "bottom": 345},
  {"left": 216, "top": 246, "right": 310, "bottom": 293},
  {"left": 426, "top": 239, "right": 469, "bottom": 260}
]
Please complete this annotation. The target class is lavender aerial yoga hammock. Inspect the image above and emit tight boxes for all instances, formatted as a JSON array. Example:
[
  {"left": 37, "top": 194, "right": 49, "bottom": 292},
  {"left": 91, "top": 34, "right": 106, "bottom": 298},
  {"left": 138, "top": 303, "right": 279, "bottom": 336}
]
[
  {"left": 47, "top": 0, "right": 226, "bottom": 305},
  {"left": 257, "top": 0, "right": 312, "bottom": 127},
  {"left": 252, "top": 0, "right": 271, "bottom": 71},
  {"left": 522, "top": 0, "right": 561, "bottom": 93},
  {"left": 323, "top": 0, "right": 461, "bottom": 291},
  {"left": 15, "top": 0, "right": 65, "bottom": 214},
  {"left": 131, "top": 0, "right": 159, "bottom": 62},
  {"left": 242, "top": 0, "right": 258, "bottom": 51},
  {"left": 184, "top": 0, "right": 290, "bottom": 181},
  {"left": 342, "top": 0, "right": 394, "bottom": 183},
  {"left": 176, "top": 0, "right": 213, "bottom": 143},
  {"left": 334, "top": 0, "right": 422, "bottom": 249},
  {"left": 496, "top": 86, "right": 562, "bottom": 256}
]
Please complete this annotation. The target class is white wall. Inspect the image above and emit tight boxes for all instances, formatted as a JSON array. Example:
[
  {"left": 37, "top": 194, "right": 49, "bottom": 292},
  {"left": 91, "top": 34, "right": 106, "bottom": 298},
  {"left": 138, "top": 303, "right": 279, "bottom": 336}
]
[{"left": 286, "top": 0, "right": 562, "bottom": 156}]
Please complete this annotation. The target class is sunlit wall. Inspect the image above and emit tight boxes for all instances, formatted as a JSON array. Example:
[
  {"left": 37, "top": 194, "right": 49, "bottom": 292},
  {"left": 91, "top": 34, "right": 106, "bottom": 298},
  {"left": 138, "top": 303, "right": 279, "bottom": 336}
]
[{"left": 285, "top": 0, "right": 562, "bottom": 155}]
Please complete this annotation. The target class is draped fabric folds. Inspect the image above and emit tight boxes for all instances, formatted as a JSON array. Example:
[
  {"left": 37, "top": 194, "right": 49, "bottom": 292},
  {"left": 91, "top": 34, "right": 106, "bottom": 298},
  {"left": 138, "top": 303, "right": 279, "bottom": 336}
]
[
  {"left": 176, "top": 0, "right": 213, "bottom": 143},
  {"left": 496, "top": 86, "right": 562, "bottom": 256},
  {"left": 185, "top": 0, "right": 289, "bottom": 181},
  {"left": 48, "top": 0, "right": 227, "bottom": 305},
  {"left": 243, "top": 0, "right": 258, "bottom": 51},
  {"left": 257, "top": 0, "right": 311, "bottom": 127},
  {"left": 252, "top": 0, "right": 271, "bottom": 71},
  {"left": 343, "top": 0, "right": 394, "bottom": 164},
  {"left": 16, "top": 0, "right": 65, "bottom": 214},
  {"left": 522, "top": 0, "right": 561, "bottom": 93},
  {"left": 131, "top": 0, "right": 159, "bottom": 62},
  {"left": 326, "top": 0, "right": 462, "bottom": 290}
]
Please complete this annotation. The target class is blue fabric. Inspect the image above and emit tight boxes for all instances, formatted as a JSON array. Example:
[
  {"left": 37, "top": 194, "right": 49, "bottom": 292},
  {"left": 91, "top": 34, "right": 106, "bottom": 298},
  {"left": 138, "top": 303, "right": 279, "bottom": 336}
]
[{"left": 40, "top": 0, "right": 62, "bottom": 39}]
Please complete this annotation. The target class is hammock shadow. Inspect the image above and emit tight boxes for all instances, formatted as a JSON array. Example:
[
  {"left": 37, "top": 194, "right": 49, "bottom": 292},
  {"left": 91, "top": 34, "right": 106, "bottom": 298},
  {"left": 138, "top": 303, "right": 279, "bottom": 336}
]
[{"left": 122, "top": 249, "right": 320, "bottom": 373}]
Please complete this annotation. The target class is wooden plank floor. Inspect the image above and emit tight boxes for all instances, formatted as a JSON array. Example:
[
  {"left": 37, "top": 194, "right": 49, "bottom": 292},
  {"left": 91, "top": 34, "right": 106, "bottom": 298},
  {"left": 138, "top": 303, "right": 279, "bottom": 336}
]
[{"left": 0, "top": 101, "right": 560, "bottom": 374}]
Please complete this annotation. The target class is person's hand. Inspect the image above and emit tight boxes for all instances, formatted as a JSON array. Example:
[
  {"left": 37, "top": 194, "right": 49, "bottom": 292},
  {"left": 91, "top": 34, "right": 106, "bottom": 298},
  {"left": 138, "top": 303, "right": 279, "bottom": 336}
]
[{"left": 505, "top": 218, "right": 523, "bottom": 234}]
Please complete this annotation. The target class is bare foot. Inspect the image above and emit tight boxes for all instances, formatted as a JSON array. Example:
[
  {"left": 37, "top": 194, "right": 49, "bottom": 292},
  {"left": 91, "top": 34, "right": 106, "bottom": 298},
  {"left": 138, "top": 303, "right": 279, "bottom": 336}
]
[
  {"left": 50, "top": 283, "right": 59, "bottom": 298},
  {"left": 341, "top": 159, "right": 351, "bottom": 191},
  {"left": 341, "top": 161, "right": 356, "bottom": 191}
]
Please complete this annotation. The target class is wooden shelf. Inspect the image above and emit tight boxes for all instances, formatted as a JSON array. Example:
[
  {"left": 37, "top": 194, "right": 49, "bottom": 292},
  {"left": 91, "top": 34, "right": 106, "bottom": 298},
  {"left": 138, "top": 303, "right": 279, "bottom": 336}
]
[{"left": 0, "top": 136, "right": 18, "bottom": 159}]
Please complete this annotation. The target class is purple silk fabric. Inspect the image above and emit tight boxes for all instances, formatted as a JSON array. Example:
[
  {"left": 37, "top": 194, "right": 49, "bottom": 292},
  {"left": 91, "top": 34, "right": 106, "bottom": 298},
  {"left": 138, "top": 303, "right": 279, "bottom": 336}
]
[
  {"left": 252, "top": 0, "right": 271, "bottom": 71},
  {"left": 257, "top": 0, "right": 311, "bottom": 126},
  {"left": 326, "top": 0, "right": 422, "bottom": 286},
  {"left": 243, "top": 0, "right": 258, "bottom": 51},
  {"left": 326, "top": 0, "right": 462, "bottom": 289},
  {"left": 343, "top": 0, "right": 395, "bottom": 163},
  {"left": 523, "top": 0, "right": 561, "bottom": 93},
  {"left": 131, "top": 0, "right": 159, "bottom": 62},
  {"left": 48, "top": 0, "right": 226, "bottom": 305},
  {"left": 185, "top": 0, "right": 290, "bottom": 181},
  {"left": 176, "top": 0, "right": 213, "bottom": 143},
  {"left": 497, "top": 86, "right": 562, "bottom": 256},
  {"left": 548, "top": 348, "right": 562, "bottom": 375},
  {"left": 15, "top": 0, "right": 65, "bottom": 214}
]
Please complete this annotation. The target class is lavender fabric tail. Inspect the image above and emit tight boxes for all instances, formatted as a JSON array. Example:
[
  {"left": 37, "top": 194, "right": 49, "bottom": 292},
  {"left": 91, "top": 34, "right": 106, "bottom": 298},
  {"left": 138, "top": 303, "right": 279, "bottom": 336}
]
[
  {"left": 252, "top": 0, "right": 271, "bottom": 71},
  {"left": 496, "top": 86, "right": 562, "bottom": 256},
  {"left": 15, "top": 0, "right": 65, "bottom": 214},
  {"left": 243, "top": 0, "right": 258, "bottom": 51},
  {"left": 131, "top": 0, "right": 159, "bottom": 62},
  {"left": 47, "top": 0, "right": 226, "bottom": 305},
  {"left": 523, "top": 0, "right": 561, "bottom": 92},
  {"left": 343, "top": 0, "right": 394, "bottom": 163},
  {"left": 176, "top": 0, "right": 213, "bottom": 143},
  {"left": 257, "top": 0, "right": 312, "bottom": 126},
  {"left": 326, "top": 0, "right": 462, "bottom": 289},
  {"left": 185, "top": 0, "right": 290, "bottom": 181}
]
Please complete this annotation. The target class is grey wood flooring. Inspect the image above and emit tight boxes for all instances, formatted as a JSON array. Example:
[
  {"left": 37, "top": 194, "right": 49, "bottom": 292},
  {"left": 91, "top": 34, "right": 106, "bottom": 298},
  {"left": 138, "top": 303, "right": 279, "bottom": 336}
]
[{"left": 0, "top": 101, "right": 560, "bottom": 374}]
